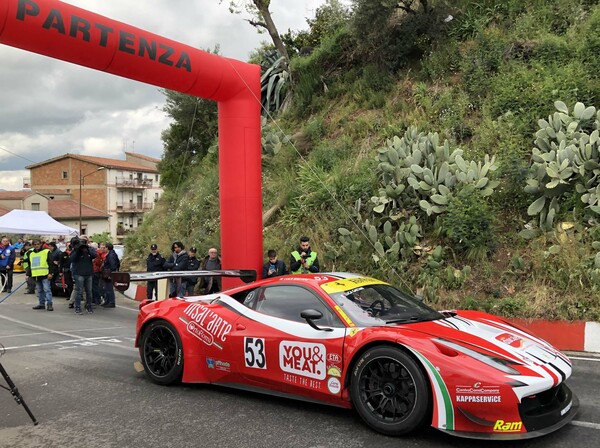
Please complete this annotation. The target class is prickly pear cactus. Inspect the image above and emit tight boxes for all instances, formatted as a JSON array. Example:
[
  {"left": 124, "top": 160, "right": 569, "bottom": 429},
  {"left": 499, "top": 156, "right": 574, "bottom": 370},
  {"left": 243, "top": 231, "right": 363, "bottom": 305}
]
[
  {"left": 524, "top": 101, "right": 600, "bottom": 231},
  {"left": 376, "top": 126, "right": 499, "bottom": 217}
]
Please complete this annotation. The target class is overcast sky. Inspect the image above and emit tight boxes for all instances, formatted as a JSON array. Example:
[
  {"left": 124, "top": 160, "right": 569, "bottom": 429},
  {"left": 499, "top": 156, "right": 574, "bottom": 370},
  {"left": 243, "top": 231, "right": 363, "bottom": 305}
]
[{"left": 0, "top": 0, "right": 332, "bottom": 190}]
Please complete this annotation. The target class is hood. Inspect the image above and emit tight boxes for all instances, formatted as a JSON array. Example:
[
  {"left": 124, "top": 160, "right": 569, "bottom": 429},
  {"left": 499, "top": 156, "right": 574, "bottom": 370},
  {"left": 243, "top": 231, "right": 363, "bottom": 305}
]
[{"left": 403, "top": 313, "right": 573, "bottom": 400}]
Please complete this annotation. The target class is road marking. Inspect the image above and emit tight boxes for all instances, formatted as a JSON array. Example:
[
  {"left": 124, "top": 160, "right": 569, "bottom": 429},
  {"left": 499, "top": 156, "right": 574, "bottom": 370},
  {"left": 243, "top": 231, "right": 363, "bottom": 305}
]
[
  {"left": 3, "top": 335, "right": 135, "bottom": 350},
  {"left": 0, "top": 314, "right": 137, "bottom": 352},
  {"left": 571, "top": 420, "right": 600, "bottom": 430},
  {"left": 1, "top": 326, "right": 127, "bottom": 339},
  {"left": 570, "top": 356, "right": 600, "bottom": 362}
]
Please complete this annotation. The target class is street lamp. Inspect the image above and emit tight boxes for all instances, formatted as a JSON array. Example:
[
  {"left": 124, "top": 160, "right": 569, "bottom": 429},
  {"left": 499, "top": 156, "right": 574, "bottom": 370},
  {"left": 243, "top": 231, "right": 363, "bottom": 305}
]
[{"left": 79, "top": 167, "right": 105, "bottom": 235}]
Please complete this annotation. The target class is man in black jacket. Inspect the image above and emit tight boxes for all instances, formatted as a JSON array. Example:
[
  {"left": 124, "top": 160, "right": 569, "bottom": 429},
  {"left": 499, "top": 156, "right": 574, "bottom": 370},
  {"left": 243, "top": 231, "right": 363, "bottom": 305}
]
[
  {"left": 163, "top": 241, "right": 189, "bottom": 297},
  {"left": 69, "top": 236, "right": 97, "bottom": 314},
  {"left": 183, "top": 247, "right": 201, "bottom": 296},
  {"left": 146, "top": 244, "right": 165, "bottom": 300}
]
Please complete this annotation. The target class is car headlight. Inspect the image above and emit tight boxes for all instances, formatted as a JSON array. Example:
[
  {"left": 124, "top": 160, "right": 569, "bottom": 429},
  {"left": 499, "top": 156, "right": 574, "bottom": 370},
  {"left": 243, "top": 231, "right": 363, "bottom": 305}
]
[{"left": 435, "top": 338, "right": 521, "bottom": 375}]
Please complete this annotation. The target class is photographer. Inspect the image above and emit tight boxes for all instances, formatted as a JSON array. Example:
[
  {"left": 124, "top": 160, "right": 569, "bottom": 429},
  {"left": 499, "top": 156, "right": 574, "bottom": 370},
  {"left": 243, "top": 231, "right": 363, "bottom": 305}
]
[
  {"left": 290, "top": 236, "right": 320, "bottom": 274},
  {"left": 69, "top": 236, "right": 97, "bottom": 314}
]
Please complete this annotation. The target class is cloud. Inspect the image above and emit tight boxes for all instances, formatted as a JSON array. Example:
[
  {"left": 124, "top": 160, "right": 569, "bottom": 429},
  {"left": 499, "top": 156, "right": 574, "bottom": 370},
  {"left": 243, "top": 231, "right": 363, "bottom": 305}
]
[{"left": 0, "top": 0, "right": 329, "bottom": 189}]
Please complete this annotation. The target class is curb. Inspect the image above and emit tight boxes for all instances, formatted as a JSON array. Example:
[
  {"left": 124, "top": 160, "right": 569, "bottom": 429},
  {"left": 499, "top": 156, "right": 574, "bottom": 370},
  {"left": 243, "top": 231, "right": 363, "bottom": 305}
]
[
  {"left": 511, "top": 318, "right": 600, "bottom": 353},
  {"left": 122, "top": 286, "right": 600, "bottom": 353}
]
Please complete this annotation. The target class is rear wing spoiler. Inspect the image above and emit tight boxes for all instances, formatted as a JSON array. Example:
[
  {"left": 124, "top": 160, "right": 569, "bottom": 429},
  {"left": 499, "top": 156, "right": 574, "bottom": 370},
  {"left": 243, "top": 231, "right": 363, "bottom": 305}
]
[{"left": 110, "top": 270, "right": 257, "bottom": 292}]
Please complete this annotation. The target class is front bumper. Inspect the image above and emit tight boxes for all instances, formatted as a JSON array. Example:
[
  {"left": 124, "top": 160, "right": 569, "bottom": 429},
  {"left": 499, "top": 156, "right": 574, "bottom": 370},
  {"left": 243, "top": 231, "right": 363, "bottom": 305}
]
[{"left": 439, "top": 383, "right": 579, "bottom": 440}]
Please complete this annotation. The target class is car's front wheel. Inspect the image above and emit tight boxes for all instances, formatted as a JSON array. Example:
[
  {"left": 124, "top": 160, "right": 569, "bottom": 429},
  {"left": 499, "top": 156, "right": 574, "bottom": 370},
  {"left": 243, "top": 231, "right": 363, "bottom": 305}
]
[
  {"left": 350, "top": 346, "right": 430, "bottom": 436},
  {"left": 139, "top": 319, "right": 184, "bottom": 385}
]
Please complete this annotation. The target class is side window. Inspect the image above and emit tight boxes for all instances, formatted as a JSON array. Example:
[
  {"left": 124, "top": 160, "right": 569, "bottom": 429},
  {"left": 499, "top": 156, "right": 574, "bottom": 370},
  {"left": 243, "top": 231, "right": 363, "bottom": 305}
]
[
  {"left": 255, "top": 285, "right": 339, "bottom": 326},
  {"left": 229, "top": 288, "right": 258, "bottom": 306}
]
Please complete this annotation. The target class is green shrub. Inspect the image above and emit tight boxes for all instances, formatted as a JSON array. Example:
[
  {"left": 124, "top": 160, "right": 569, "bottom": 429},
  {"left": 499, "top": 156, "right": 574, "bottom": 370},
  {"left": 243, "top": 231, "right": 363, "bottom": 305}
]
[{"left": 442, "top": 187, "right": 496, "bottom": 259}]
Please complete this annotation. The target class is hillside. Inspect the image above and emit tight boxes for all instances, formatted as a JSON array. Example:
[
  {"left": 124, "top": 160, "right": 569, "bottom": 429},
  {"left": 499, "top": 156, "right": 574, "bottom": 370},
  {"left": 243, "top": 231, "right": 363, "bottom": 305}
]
[{"left": 125, "top": 0, "right": 600, "bottom": 321}]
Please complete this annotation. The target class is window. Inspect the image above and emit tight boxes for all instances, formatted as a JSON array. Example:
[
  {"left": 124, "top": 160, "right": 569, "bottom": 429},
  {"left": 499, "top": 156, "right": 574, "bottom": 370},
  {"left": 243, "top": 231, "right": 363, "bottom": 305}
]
[
  {"left": 252, "top": 285, "right": 340, "bottom": 326},
  {"left": 155, "top": 174, "right": 159, "bottom": 181},
  {"left": 31, "top": 203, "right": 40, "bottom": 211},
  {"left": 61, "top": 171, "right": 68, "bottom": 179}
]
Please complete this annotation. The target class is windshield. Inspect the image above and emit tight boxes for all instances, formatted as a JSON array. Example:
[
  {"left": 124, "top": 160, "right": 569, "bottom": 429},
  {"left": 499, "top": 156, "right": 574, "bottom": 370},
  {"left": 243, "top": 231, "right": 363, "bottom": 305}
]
[{"left": 324, "top": 279, "right": 443, "bottom": 327}]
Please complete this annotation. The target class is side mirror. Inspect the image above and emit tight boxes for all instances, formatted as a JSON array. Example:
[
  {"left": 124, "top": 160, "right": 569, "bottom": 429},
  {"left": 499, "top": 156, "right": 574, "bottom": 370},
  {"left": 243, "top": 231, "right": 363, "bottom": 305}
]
[{"left": 301, "top": 309, "right": 333, "bottom": 332}]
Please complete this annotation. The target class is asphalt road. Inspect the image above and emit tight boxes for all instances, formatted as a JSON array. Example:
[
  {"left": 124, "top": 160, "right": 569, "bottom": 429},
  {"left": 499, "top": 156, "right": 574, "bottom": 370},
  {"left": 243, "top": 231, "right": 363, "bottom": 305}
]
[{"left": 1, "top": 277, "right": 599, "bottom": 448}]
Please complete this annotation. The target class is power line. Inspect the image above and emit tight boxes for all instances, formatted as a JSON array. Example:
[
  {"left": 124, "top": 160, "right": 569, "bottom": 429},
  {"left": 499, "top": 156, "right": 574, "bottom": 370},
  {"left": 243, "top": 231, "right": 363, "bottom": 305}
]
[{"left": 0, "top": 145, "right": 37, "bottom": 164}]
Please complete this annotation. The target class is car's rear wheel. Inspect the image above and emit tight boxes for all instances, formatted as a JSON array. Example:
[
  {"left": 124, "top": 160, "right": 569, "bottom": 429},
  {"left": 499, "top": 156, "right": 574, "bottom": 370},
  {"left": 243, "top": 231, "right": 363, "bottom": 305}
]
[
  {"left": 140, "top": 319, "right": 184, "bottom": 385},
  {"left": 350, "top": 346, "right": 429, "bottom": 436}
]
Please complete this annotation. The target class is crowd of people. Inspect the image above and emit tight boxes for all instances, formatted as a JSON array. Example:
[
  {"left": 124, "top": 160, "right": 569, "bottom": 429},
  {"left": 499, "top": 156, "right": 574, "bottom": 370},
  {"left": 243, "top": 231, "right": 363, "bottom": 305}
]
[
  {"left": 0, "top": 235, "right": 120, "bottom": 314},
  {"left": 1, "top": 234, "right": 322, "bottom": 308},
  {"left": 146, "top": 243, "right": 221, "bottom": 300},
  {"left": 146, "top": 236, "right": 320, "bottom": 300}
]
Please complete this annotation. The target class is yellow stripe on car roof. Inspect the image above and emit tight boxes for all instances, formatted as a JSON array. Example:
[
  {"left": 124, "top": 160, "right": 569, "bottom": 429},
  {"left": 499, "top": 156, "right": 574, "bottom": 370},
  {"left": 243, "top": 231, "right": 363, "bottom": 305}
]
[{"left": 321, "top": 277, "right": 387, "bottom": 293}]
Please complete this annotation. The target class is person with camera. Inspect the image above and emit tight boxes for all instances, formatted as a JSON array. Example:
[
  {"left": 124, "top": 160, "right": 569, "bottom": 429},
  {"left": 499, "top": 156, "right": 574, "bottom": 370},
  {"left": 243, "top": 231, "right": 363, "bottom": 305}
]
[
  {"left": 101, "top": 243, "right": 120, "bottom": 308},
  {"left": 69, "top": 236, "right": 97, "bottom": 314},
  {"left": 262, "top": 249, "right": 288, "bottom": 278},
  {"left": 290, "top": 236, "right": 320, "bottom": 274},
  {"left": 30, "top": 239, "right": 54, "bottom": 311},
  {"left": 163, "top": 241, "right": 189, "bottom": 297}
]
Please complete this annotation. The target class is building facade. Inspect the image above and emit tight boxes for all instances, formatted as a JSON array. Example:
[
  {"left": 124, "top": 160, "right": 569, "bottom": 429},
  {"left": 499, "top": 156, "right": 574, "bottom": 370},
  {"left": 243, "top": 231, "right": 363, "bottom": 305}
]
[{"left": 26, "top": 152, "right": 163, "bottom": 240}]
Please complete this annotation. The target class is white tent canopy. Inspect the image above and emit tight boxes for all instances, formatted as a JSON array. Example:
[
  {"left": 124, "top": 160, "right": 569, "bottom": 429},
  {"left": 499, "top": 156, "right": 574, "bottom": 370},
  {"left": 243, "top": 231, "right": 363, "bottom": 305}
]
[{"left": 0, "top": 210, "right": 78, "bottom": 236}]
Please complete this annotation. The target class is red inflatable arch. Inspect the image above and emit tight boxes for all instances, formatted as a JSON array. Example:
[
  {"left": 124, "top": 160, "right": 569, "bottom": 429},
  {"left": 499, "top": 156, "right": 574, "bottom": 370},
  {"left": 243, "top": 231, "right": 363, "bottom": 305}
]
[{"left": 0, "top": 0, "right": 262, "bottom": 287}]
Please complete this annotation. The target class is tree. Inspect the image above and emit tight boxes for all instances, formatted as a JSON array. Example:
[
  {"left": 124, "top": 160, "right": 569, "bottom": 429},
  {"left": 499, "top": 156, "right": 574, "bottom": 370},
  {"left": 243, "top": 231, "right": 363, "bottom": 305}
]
[
  {"left": 158, "top": 90, "right": 218, "bottom": 190},
  {"left": 282, "top": 0, "right": 351, "bottom": 56},
  {"left": 223, "top": 1, "right": 290, "bottom": 64}
]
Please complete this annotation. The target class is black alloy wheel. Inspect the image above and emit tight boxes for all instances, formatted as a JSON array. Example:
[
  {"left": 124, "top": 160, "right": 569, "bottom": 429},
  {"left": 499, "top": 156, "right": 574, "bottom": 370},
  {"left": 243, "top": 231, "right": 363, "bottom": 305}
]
[
  {"left": 350, "top": 346, "right": 430, "bottom": 436},
  {"left": 140, "top": 320, "right": 184, "bottom": 385}
]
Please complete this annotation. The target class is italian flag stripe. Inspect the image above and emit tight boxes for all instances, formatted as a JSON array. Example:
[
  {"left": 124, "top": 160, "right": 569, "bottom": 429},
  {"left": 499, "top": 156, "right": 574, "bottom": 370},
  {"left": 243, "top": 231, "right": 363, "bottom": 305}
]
[{"left": 410, "top": 348, "right": 454, "bottom": 431}]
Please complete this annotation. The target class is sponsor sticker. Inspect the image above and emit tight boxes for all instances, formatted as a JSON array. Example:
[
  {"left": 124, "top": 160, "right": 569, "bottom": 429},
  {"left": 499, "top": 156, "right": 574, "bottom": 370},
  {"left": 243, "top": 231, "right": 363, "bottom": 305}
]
[
  {"left": 455, "top": 383, "right": 501, "bottom": 403},
  {"left": 206, "top": 358, "right": 231, "bottom": 372},
  {"left": 496, "top": 332, "right": 525, "bottom": 349},
  {"left": 327, "top": 353, "right": 342, "bottom": 364},
  {"left": 327, "top": 366, "right": 342, "bottom": 378},
  {"left": 327, "top": 377, "right": 341, "bottom": 394},
  {"left": 280, "top": 341, "right": 326, "bottom": 380},
  {"left": 348, "top": 328, "right": 361, "bottom": 338},
  {"left": 182, "top": 303, "right": 232, "bottom": 349},
  {"left": 493, "top": 420, "right": 523, "bottom": 432},
  {"left": 206, "top": 358, "right": 215, "bottom": 369}
]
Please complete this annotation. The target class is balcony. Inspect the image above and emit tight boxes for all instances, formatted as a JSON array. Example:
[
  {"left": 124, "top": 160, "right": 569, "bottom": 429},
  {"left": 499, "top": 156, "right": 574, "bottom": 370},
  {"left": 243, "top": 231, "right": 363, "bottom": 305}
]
[
  {"left": 115, "top": 177, "right": 154, "bottom": 189},
  {"left": 116, "top": 201, "right": 154, "bottom": 212},
  {"left": 116, "top": 226, "right": 135, "bottom": 236}
]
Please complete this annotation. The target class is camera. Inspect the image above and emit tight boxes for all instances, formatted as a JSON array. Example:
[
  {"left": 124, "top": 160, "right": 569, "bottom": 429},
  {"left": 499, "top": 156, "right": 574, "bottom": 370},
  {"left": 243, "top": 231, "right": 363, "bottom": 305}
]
[{"left": 70, "top": 237, "right": 87, "bottom": 250}]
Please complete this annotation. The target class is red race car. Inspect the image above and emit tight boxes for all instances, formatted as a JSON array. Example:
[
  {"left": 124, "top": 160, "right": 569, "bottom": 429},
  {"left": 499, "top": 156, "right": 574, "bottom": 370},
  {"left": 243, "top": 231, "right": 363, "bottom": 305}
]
[{"left": 118, "top": 272, "right": 578, "bottom": 439}]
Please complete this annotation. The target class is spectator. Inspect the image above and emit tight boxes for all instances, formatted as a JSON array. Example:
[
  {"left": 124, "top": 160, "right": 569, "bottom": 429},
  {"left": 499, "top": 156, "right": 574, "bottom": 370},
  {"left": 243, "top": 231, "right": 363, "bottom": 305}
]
[
  {"left": 69, "top": 236, "right": 97, "bottom": 314},
  {"left": 200, "top": 247, "right": 221, "bottom": 294},
  {"left": 20, "top": 241, "right": 36, "bottom": 294},
  {"left": 290, "top": 236, "right": 320, "bottom": 274},
  {"left": 183, "top": 247, "right": 201, "bottom": 296},
  {"left": 92, "top": 243, "right": 107, "bottom": 305},
  {"left": 29, "top": 239, "right": 54, "bottom": 311},
  {"left": 0, "top": 236, "right": 15, "bottom": 293},
  {"left": 47, "top": 242, "right": 62, "bottom": 278},
  {"left": 163, "top": 241, "right": 189, "bottom": 297},
  {"left": 13, "top": 237, "right": 24, "bottom": 251},
  {"left": 101, "top": 243, "right": 120, "bottom": 308},
  {"left": 262, "top": 249, "right": 288, "bottom": 278},
  {"left": 146, "top": 243, "right": 165, "bottom": 300}
]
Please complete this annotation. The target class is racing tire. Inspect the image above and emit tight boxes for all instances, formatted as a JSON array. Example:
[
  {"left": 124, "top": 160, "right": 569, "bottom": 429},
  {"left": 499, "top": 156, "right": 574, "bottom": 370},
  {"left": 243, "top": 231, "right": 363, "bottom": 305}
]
[
  {"left": 350, "top": 346, "right": 429, "bottom": 436},
  {"left": 140, "top": 319, "right": 184, "bottom": 385}
]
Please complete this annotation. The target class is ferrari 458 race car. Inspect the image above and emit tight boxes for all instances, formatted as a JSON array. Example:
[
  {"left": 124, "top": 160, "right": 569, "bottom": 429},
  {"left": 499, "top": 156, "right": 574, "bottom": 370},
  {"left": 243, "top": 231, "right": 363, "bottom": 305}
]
[{"left": 116, "top": 271, "right": 578, "bottom": 440}]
